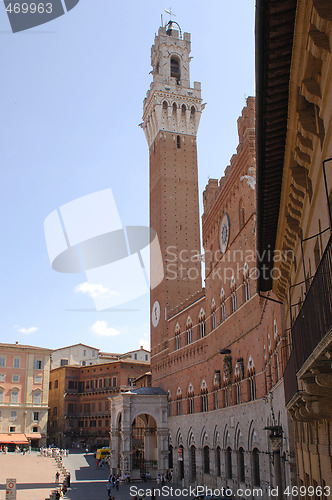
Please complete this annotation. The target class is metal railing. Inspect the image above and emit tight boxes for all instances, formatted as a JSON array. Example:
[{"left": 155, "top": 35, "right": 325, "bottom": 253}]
[{"left": 284, "top": 235, "right": 332, "bottom": 404}]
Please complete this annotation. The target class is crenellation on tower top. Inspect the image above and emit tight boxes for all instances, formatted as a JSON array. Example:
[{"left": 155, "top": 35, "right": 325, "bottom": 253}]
[{"left": 142, "top": 25, "right": 203, "bottom": 148}]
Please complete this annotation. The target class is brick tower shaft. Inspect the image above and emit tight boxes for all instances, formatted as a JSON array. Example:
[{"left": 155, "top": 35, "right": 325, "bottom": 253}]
[{"left": 142, "top": 23, "right": 203, "bottom": 355}]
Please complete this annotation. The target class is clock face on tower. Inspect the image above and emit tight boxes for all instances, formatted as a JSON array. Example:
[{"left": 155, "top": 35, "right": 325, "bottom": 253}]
[
  {"left": 219, "top": 213, "right": 230, "bottom": 254},
  {"left": 151, "top": 300, "right": 161, "bottom": 328}
]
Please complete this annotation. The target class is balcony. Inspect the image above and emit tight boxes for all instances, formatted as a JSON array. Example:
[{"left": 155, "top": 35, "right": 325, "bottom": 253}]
[{"left": 284, "top": 235, "right": 332, "bottom": 404}]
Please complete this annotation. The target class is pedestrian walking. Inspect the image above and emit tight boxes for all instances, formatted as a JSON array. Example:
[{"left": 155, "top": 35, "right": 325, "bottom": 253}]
[
  {"left": 115, "top": 477, "right": 119, "bottom": 490},
  {"left": 106, "top": 481, "right": 111, "bottom": 497},
  {"left": 66, "top": 472, "right": 71, "bottom": 487},
  {"left": 55, "top": 471, "right": 60, "bottom": 483}
]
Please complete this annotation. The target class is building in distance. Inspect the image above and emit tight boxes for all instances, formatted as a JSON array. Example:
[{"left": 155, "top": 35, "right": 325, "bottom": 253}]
[
  {"left": 48, "top": 358, "right": 150, "bottom": 449},
  {"left": 51, "top": 343, "right": 150, "bottom": 368},
  {"left": 0, "top": 342, "right": 52, "bottom": 450}
]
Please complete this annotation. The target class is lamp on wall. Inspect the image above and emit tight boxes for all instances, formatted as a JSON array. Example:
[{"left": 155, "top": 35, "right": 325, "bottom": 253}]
[
  {"left": 264, "top": 425, "right": 283, "bottom": 500},
  {"left": 219, "top": 348, "right": 231, "bottom": 355}
]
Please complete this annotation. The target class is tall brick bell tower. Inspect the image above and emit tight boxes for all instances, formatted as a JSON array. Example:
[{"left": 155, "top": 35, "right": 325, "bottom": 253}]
[{"left": 142, "top": 21, "right": 204, "bottom": 362}]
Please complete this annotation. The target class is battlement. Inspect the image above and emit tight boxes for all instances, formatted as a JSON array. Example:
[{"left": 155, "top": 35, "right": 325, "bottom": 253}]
[
  {"left": 202, "top": 97, "right": 256, "bottom": 220},
  {"left": 142, "top": 25, "right": 203, "bottom": 148}
]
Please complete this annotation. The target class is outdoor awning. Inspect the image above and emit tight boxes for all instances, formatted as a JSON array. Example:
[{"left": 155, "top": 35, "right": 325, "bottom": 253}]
[
  {"left": 0, "top": 433, "right": 29, "bottom": 444},
  {"left": 25, "top": 433, "right": 42, "bottom": 439}
]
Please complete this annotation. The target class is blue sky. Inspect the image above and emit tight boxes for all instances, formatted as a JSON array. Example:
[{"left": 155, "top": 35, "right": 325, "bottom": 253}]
[{"left": 0, "top": 0, "right": 255, "bottom": 352}]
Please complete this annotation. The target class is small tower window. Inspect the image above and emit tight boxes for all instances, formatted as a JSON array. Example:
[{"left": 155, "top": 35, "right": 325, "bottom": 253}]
[
  {"left": 170, "top": 56, "right": 181, "bottom": 82},
  {"left": 191, "top": 106, "right": 196, "bottom": 116},
  {"left": 177, "top": 135, "right": 181, "bottom": 149},
  {"left": 163, "top": 101, "right": 168, "bottom": 110}
]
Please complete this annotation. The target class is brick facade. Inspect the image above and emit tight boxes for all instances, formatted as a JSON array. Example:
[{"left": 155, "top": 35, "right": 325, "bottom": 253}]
[{"left": 144, "top": 24, "right": 296, "bottom": 495}]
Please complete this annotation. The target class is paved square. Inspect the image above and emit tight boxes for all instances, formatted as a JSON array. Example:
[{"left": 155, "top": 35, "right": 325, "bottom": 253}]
[{"left": 0, "top": 452, "right": 61, "bottom": 500}]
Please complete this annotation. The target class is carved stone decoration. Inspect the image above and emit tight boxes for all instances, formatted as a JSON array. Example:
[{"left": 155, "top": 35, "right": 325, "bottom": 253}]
[
  {"left": 315, "top": 372, "right": 332, "bottom": 388},
  {"left": 214, "top": 370, "right": 221, "bottom": 388},
  {"left": 223, "top": 355, "right": 232, "bottom": 384},
  {"left": 313, "top": 0, "right": 332, "bottom": 21},
  {"left": 237, "top": 358, "right": 244, "bottom": 380},
  {"left": 309, "top": 25, "right": 331, "bottom": 50}
]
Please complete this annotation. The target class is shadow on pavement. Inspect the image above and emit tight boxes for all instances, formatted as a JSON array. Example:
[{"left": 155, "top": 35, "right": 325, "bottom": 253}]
[
  {"left": 0, "top": 483, "right": 57, "bottom": 490},
  {"left": 74, "top": 454, "right": 109, "bottom": 481}
]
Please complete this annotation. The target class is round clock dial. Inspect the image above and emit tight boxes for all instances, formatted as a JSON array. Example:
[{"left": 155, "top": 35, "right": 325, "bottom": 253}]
[
  {"left": 219, "top": 213, "right": 230, "bottom": 254},
  {"left": 151, "top": 300, "right": 161, "bottom": 328}
]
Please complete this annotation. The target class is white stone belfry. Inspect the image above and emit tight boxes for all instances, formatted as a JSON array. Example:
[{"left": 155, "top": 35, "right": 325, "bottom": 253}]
[{"left": 142, "top": 24, "right": 204, "bottom": 148}]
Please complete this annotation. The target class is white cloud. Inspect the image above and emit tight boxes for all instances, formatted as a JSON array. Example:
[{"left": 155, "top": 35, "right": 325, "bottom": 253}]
[
  {"left": 14, "top": 326, "right": 39, "bottom": 335},
  {"left": 91, "top": 320, "right": 121, "bottom": 337},
  {"left": 75, "top": 282, "right": 119, "bottom": 299}
]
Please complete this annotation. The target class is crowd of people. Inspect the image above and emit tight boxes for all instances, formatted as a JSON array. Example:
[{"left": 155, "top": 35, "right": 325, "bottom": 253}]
[
  {"left": 106, "top": 473, "right": 120, "bottom": 498},
  {"left": 40, "top": 447, "right": 70, "bottom": 458},
  {"left": 54, "top": 470, "right": 71, "bottom": 498},
  {"left": 0, "top": 445, "right": 32, "bottom": 454}
]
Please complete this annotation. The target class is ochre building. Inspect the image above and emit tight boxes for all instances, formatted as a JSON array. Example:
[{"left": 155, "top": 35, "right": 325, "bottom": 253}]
[{"left": 48, "top": 359, "right": 149, "bottom": 448}]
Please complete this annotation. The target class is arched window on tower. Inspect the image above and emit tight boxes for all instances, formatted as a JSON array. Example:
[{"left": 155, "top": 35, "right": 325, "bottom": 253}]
[
  {"left": 211, "top": 299, "right": 216, "bottom": 330},
  {"left": 200, "top": 380, "right": 208, "bottom": 412},
  {"left": 186, "top": 317, "right": 192, "bottom": 345},
  {"left": 249, "top": 370, "right": 256, "bottom": 401},
  {"left": 175, "top": 324, "right": 181, "bottom": 350},
  {"left": 176, "top": 387, "right": 182, "bottom": 416},
  {"left": 170, "top": 56, "right": 181, "bottom": 83},
  {"left": 199, "top": 309, "right": 206, "bottom": 338},
  {"left": 188, "top": 383, "right": 194, "bottom": 414},
  {"left": 231, "top": 292, "right": 237, "bottom": 313},
  {"left": 221, "top": 303, "right": 226, "bottom": 322},
  {"left": 239, "top": 199, "right": 245, "bottom": 229},
  {"left": 167, "top": 390, "right": 171, "bottom": 417}
]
